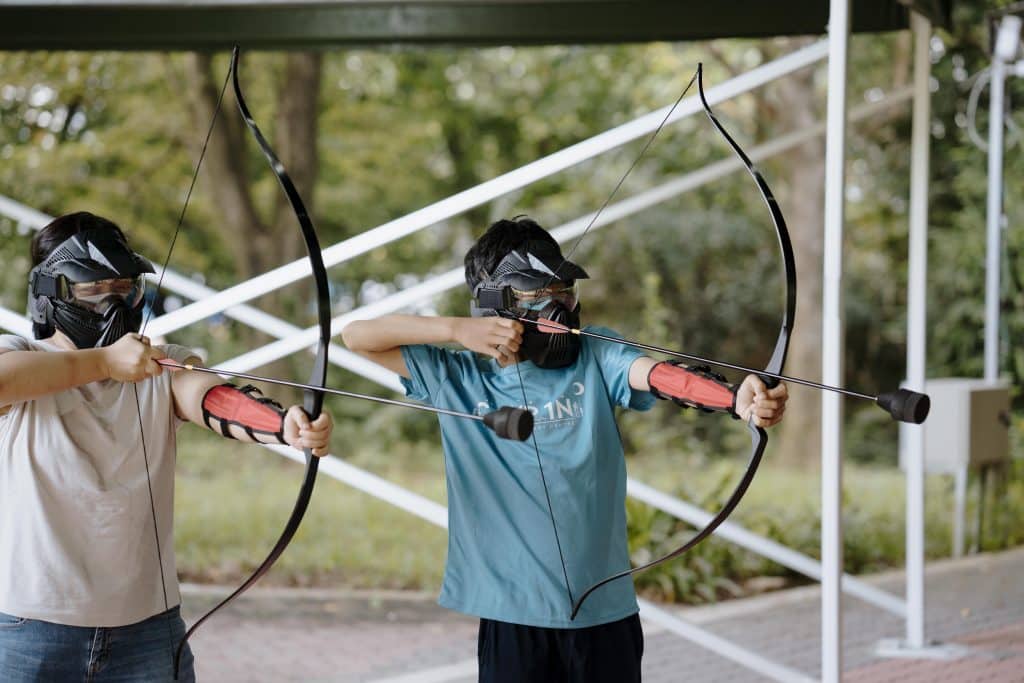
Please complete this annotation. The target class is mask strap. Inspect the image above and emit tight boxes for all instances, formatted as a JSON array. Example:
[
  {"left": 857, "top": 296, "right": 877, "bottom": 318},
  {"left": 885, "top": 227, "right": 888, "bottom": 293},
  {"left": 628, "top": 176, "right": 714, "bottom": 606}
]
[{"left": 29, "top": 270, "right": 61, "bottom": 299}]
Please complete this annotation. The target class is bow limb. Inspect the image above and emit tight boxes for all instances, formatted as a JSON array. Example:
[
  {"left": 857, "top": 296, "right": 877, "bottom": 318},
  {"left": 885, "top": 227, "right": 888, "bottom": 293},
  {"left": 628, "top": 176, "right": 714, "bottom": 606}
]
[
  {"left": 568, "top": 64, "right": 797, "bottom": 619},
  {"left": 697, "top": 63, "right": 796, "bottom": 380},
  {"left": 171, "top": 47, "right": 332, "bottom": 675}
]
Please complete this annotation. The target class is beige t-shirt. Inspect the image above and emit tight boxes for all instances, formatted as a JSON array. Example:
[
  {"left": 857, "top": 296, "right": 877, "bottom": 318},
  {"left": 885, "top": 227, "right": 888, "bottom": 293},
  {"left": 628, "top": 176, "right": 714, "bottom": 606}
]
[{"left": 0, "top": 335, "right": 193, "bottom": 627}]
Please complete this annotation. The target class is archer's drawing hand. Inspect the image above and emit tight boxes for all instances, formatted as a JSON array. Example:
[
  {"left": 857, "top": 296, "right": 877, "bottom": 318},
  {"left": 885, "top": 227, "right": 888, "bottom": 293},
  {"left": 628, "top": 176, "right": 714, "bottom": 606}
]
[
  {"left": 101, "top": 334, "right": 167, "bottom": 383},
  {"left": 452, "top": 317, "right": 523, "bottom": 366},
  {"left": 735, "top": 375, "right": 788, "bottom": 428},
  {"left": 283, "top": 406, "right": 334, "bottom": 457}
]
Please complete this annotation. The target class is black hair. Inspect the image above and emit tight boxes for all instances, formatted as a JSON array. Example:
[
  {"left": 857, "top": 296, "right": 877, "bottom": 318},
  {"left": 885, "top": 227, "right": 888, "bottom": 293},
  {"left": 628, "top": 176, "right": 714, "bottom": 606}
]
[
  {"left": 464, "top": 215, "right": 560, "bottom": 291},
  {"left": 31, "top": 212, "right": 128, "bottom": 267}
]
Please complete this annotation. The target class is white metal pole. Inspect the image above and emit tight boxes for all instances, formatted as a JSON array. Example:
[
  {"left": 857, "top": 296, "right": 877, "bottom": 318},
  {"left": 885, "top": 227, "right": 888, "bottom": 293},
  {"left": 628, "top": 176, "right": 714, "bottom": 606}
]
[
  {"left": 822, "top": 0, "right": 850, "bottom": 680},
  {"left": 984, "top": 19, "right": 1017, "bottom": 382},
  {"left": 904, "top": 11, "right": 932, "bottom": 649}
]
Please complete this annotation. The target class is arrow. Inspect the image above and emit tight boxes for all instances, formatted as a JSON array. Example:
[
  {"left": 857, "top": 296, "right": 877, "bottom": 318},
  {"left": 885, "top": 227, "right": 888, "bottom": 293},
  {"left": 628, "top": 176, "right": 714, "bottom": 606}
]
[{"left": 511, "top": 316, "right": 930, "bottom": 424}]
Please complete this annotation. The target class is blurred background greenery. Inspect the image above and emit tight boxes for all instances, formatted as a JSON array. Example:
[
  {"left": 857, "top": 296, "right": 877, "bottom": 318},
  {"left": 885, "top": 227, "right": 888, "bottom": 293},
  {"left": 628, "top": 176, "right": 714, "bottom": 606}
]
[{"left": 1, "top": 1, "right": 1021, "bottom": 605}]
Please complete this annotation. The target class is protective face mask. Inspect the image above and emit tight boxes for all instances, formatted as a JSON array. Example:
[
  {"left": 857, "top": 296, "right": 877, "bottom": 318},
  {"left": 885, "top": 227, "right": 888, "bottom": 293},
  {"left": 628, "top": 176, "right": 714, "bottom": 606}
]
[
  {"left": 517, "top": 300, "right": 582, "bottom": 369},
  {"left": 51, "top": 296, "right": 144, "bottom": 349}
]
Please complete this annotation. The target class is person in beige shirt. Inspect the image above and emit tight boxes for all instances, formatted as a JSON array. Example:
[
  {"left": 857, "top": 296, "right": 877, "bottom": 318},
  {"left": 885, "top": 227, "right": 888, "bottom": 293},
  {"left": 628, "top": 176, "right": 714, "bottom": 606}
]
[{"left": 0, "top": 211, "right": 334, "bottom": 682}]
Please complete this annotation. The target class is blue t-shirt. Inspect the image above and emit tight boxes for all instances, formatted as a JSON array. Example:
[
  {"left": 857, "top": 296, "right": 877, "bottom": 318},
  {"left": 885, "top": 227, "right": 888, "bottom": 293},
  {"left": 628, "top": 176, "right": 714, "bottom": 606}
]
[{"left": 400, "top": 325, "right": 655, "bottom": 628}]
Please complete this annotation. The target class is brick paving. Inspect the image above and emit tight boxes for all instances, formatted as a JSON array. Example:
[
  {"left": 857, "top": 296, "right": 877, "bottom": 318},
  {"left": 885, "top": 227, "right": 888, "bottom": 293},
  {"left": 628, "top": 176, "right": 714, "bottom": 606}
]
[
  {"left": 845, "top": 622, "right": 1024, "bottom": 682},
  {"left": 182, "top": 588, "right": 477, "bottom": 681},
  {"left": 182, "top": 547, "right": 1024, "bottom": 682}
]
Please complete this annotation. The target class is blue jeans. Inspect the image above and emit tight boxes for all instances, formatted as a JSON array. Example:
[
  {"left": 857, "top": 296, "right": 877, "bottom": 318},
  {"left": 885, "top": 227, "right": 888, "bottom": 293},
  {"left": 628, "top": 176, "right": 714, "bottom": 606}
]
[{"left": 0, "top": 607, "right": 195, "bottom": 683}]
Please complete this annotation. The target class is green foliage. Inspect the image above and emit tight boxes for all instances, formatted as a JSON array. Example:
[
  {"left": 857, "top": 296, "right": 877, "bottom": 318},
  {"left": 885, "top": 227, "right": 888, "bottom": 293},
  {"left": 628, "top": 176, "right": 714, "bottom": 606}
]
[
  {"left": 0, "top": 53, "right": 226, "bottom": 273},
  {"left": 624, "top": 470, "right": 754, "bottom": 603},
  {"left": 624, "top": 455, "right": 1022, "bottom": 606},
  {"left": 174, "top": 426, "right": 448, "bottom": 589}
]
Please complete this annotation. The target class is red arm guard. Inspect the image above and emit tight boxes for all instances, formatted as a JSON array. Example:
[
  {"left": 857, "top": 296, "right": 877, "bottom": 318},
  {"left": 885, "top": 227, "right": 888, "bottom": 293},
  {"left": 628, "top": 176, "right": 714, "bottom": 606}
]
[
  {"left": 201, "top": 383, "right": 288, "bottom": 444},
  {"left": 648, "top": 361, "right": 738, "bottom": 418}
]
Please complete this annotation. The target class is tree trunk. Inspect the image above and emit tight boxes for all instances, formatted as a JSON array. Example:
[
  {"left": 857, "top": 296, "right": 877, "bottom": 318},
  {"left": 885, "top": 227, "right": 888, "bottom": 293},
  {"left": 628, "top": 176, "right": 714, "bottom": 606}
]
[
  {"left": 273, "top": 52, "right": 323, "bottom": 269},
  {"left": 185, "top": 52, "right": 268, "bottom": 281},
  {"left": 769, "top": 45, "right": 826, "bottom": 468},
  {"left": 186, "top": 51, "right": 323, "bottom": 283},
  {"left": 184, "top": 52, "right": 323, "bottom": 383}
]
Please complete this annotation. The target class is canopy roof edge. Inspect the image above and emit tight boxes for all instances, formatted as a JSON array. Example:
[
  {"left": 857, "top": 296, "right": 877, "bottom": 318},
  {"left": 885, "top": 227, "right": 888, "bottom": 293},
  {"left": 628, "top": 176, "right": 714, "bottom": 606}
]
[{"left": 0, "top": 1, "right": 952, "bottom": 51}]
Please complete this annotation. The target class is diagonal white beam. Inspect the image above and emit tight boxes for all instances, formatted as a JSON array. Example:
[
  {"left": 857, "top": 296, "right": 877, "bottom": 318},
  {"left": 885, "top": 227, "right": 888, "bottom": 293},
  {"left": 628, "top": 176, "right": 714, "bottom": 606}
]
[
  {"left": 627, "top": 479, "right": 904, "bottom": 617},
  {"left": 639, "top": 600, "right": 817, "bottom": 683},
  {"left": 0, "top": 307, "right": 31, "bottom": 338}
]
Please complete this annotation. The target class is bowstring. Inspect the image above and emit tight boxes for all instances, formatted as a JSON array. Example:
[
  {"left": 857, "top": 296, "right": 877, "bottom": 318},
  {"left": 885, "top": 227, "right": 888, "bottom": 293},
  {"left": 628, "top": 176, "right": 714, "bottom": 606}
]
[
  {"left": 514, "top": 360, "right": 575, "bottom": 607},
  {"left": 511, "top": 68, "right": 699, "bottom": 615},
  {"left": 566, "top": 63, "right": 797, "bottom": 616},
  {"left": 134, "top": 56, "right": 232, "bottom": 672},
  {"left": 548, "top": 69, "right": 697, "bottom": 287}
]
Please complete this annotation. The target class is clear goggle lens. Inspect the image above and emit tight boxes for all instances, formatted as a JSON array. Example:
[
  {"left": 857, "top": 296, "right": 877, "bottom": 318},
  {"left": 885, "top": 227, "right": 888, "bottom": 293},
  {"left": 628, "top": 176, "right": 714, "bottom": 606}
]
[
  {"left": 510, "top": 281, "right": 578, "bottom": 312},
  {"left": 68, "top": 276, "right": 147, "bottom": 312}
]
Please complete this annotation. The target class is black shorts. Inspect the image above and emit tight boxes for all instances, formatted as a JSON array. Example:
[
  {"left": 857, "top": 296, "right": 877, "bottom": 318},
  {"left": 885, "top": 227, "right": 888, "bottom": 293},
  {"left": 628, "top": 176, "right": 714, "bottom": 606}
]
[{"left": 477, "top": 613, "right": 644, "bottom": 683}]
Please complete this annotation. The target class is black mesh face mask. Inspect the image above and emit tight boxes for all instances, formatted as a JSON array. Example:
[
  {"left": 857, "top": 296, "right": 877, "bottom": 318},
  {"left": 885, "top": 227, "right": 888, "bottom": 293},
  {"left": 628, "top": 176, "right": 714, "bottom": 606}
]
[
  {"left": 27, "top": 227, "right": 154, "bottom": 349},
  {"left": 47, "top": 297, "right": 145, "bottom": 350},
  {"left": 470, "top": 241, "right": 589, "bottom": 369},
  {"left": 516, "top": 299, "right": 582, "bottom": 369}
]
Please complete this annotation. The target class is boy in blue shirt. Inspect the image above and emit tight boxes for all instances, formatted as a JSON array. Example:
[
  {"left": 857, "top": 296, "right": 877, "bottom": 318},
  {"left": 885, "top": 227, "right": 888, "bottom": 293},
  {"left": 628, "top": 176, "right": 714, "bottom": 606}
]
[{"left": 342, "top": 216, "right": 787, "bottom": 682}]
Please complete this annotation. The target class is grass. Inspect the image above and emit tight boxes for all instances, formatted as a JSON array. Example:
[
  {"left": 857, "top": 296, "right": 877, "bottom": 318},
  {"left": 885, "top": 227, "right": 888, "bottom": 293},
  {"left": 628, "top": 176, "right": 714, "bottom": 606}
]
[{"left": 174, "top": 428, "right": 449, "bottom": 590}]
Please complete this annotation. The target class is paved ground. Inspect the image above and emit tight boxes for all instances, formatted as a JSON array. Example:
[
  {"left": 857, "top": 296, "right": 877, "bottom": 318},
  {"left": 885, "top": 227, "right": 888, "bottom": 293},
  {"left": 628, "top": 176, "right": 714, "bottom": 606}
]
[{"left": 182, "top": 547, "right": 1024, "bottom": 682}]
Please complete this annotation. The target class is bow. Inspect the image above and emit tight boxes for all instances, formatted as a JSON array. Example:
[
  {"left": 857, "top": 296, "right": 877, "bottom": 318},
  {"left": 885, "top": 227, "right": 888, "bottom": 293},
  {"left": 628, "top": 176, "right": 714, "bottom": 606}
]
[
  {"left": 567, "top": 64, "right": 796, "bottom": 618},
  {"left": 510, "top": 64, "right": 797, "bottom": 620},
  {"left": 133, "top": 47, "right": 331, "bottom": 679},
  {"left": 170, "top": 48, "right": 334, "bottom": 673}
]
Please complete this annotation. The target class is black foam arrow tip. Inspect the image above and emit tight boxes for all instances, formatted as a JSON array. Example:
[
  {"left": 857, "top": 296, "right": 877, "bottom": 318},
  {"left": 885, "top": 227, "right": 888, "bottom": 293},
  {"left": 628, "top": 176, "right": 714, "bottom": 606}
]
[
  {"left": 483, "top": 406, "right": 534, "bottom": 441},
  {"left": 876, "top": 388, "right": 930, "bottom": 424}
]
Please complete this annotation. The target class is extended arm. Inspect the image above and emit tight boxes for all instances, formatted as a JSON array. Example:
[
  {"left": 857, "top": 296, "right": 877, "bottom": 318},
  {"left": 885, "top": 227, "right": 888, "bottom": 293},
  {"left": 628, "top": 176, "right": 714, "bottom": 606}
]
[
  {"left": 628, "top": 356, "right": 788, "bottom": 428},
  {"left": 0, "top": 333, "right": 164, "bottom": 412},
  {"left": 171, "top": 366, "right": 333, "bottom": 456}
]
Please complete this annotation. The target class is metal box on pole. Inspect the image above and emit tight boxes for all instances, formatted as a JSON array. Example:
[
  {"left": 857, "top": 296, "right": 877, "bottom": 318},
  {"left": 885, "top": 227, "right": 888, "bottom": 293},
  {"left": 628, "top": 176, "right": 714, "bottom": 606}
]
[{"left": 901, "top": 377, "right": 1011, "bottom": 557}]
